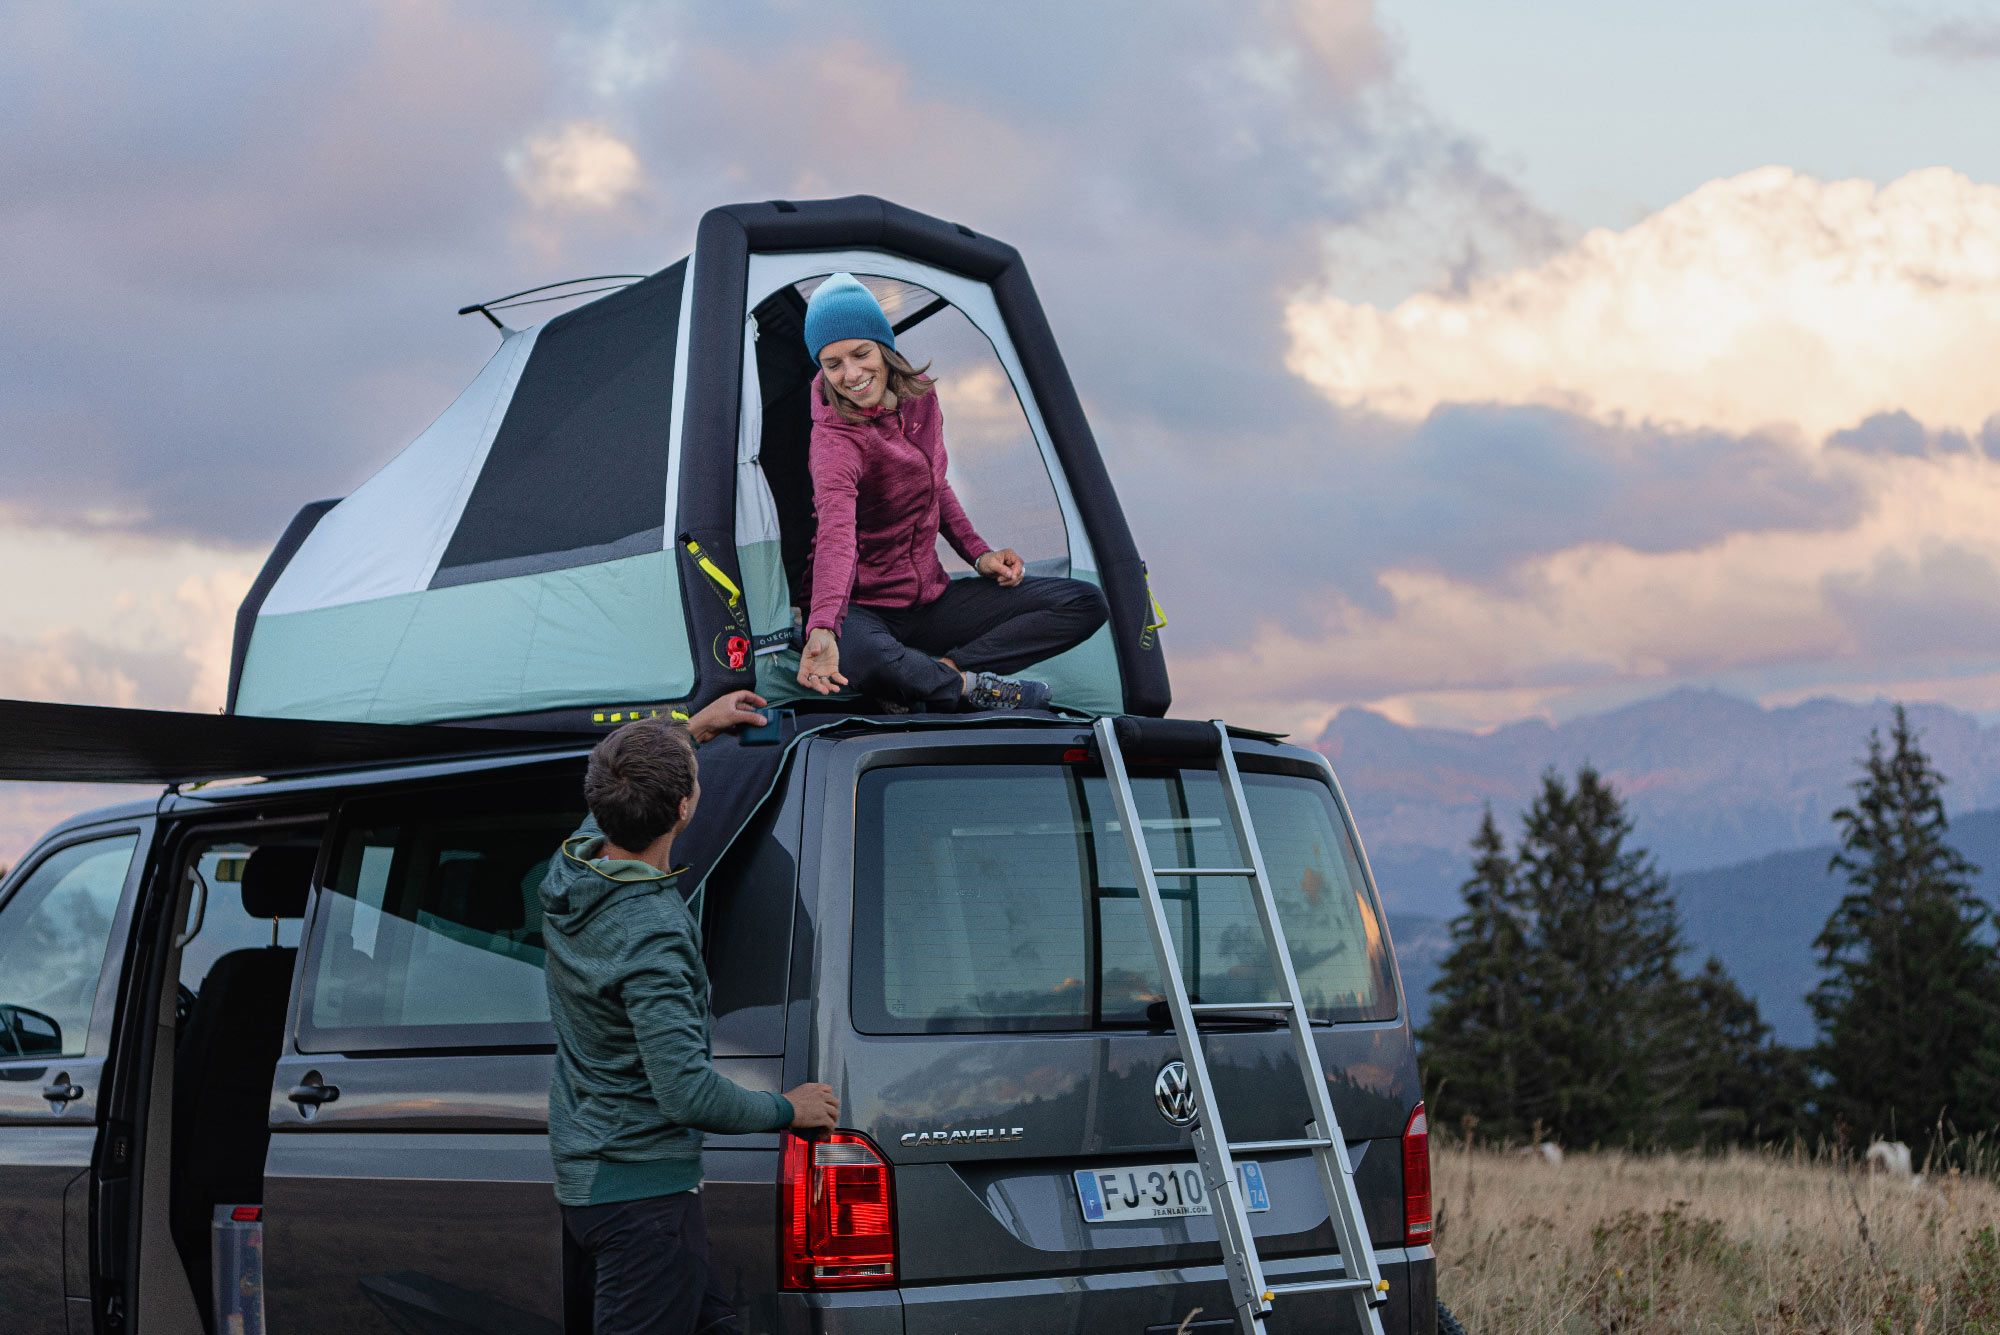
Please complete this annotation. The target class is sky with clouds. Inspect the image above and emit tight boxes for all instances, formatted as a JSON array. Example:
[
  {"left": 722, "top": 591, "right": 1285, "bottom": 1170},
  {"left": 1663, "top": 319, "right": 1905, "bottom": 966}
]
[{"left": 6, "top": 0, "right": 2000, "bottom": 858}]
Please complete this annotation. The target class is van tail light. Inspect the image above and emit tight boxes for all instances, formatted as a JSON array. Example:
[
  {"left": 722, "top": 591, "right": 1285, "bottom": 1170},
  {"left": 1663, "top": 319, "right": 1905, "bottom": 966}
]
[
  {"left": 1402, "top": 1102, "right": 1432, "bottom": 1245},
  {"left": 780, "top": 1132, "right": 897, "bottom": 1289}
]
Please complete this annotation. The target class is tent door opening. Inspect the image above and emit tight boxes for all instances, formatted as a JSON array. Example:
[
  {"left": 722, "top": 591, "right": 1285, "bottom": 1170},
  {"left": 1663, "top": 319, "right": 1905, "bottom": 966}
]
[{"left": 737, "top": 257, "right": 1100, "bottom": 705}]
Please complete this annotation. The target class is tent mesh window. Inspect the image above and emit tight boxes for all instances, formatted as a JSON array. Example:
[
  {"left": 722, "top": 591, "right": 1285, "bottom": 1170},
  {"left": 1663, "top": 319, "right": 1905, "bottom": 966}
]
[{"left": 433, "top": 263, "right": 683, "bottom": 587}]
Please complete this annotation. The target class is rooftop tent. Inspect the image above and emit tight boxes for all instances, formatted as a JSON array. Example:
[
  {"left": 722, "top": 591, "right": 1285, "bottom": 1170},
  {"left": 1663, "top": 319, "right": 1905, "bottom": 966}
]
[{"left": 230, "top": 196, "right": 1170, "bottom": 727}]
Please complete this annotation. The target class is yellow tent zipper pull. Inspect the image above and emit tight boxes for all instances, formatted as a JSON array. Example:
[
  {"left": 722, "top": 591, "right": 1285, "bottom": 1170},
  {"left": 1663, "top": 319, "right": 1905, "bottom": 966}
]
[{"left": 681, "top": 536, "right": 742, "bottom": 610}]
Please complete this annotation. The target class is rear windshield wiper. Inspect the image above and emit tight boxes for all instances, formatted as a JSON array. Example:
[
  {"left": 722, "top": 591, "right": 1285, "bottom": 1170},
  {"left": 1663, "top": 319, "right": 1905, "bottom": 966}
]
[{"left": 1144, "top": 1000, "right": 1303, "bottom": 1030}]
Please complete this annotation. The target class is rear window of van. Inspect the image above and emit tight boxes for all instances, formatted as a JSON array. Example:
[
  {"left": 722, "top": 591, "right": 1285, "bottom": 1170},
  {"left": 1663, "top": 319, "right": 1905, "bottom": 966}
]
[{"left": 851, "top": 764, "right": 1398, "bottom": 1034}]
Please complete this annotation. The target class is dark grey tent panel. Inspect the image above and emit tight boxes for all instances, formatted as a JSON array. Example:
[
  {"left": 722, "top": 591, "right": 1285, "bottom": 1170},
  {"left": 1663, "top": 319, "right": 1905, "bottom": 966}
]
[
  {"left": 226, "top": 497, "right": 339, "bottom": 714},
  {"left": 0, "top": 698, "right": 587, "bottom": 785},
  {"left": 749, "top": 286, "right": 817, "bottom": 597},
  {"left": 434, "top": 260, "right": 686, "bottom": 588}
]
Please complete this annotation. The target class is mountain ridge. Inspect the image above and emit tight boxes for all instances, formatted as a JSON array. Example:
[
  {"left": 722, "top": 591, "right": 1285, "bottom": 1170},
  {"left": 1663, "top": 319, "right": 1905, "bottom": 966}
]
[
  {"left": 1391, "top": 804, "right": 2000, "bottom": 1049},
  {"left": 1322, "top": 687, "right": 2000, "bottom": 914}
]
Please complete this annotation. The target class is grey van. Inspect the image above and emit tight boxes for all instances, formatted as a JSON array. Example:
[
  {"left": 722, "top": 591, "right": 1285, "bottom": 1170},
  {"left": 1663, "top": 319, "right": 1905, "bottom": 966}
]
[{"left": 0, "top": 710, "right": 1433, "bottom": 1335}]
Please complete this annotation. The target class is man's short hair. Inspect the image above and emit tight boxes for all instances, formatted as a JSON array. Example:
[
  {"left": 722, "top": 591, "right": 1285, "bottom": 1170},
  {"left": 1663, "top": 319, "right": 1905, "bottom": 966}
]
[{"left": 584, "top": 717, "right": 697, "bottom": 850}]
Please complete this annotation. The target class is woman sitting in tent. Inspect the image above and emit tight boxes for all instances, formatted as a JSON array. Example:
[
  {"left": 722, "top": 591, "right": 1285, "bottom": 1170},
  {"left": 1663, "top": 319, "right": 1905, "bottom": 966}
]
[{"left": 794, "top": 274, "right": 1108, "bottom": 711}]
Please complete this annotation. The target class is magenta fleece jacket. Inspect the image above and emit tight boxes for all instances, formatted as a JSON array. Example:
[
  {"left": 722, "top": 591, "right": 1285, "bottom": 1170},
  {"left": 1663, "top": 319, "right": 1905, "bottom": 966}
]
[{"left": 804, "top": 375, "right": 991, "bottom": 636}]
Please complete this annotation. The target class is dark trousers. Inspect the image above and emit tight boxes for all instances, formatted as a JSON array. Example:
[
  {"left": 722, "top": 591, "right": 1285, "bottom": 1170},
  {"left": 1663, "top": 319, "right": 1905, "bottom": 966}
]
[
  {"left": 839, "top": 575, "right": 1108, "bottom": 709},
  {"left": 562, "top": 1192, "right": 737, "bottom": 1335}
]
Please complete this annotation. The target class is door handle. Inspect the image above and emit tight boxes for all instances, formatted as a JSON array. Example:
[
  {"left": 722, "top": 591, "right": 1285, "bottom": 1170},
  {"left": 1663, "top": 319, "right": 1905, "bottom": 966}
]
[
  {"left": 286, "top": 1074, "right": 340, "bottom": 1112},
  {"left": 43, "top": 1075, "right": 83, "bottom": 1107}
]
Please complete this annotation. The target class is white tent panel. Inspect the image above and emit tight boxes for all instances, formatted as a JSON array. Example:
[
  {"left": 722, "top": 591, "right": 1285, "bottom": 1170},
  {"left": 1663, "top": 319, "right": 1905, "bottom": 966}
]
[
  {"left": 735, "top": 314, "right": 782, "bottom": 550},
  {"left": 261, "top": 325, "right": 542, "bottom": 616}
]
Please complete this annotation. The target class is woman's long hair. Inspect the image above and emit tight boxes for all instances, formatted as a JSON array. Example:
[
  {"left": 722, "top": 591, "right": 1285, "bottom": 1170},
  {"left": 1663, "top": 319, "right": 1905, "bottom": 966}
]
[{"left": 817, "top": 345, "right": 935, "bottom": 424}]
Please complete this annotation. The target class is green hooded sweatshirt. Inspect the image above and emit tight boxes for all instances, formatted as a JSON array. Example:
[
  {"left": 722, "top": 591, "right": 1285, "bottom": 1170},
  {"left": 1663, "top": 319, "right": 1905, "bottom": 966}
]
[{"left": 540, "top": 818, "right": 792, "bottom": 1206}]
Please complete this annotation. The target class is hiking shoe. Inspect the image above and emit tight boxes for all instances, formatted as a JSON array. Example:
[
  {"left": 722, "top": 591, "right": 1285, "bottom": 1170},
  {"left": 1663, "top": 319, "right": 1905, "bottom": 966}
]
[{"left": 963, "top": 672, "right": 1053, "bottom": 711}]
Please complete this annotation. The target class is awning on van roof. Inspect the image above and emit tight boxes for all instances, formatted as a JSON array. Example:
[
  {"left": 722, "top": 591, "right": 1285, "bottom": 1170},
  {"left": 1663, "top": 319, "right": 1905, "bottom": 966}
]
[{"left": 0, "top": 698, "right": 591, "bottom": 785}]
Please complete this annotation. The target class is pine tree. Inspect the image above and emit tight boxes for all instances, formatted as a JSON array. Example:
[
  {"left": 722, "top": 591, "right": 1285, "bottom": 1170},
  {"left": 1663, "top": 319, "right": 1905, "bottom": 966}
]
[
  {"left": 1419, "top": 808, "right": 1533, "bottom": 1138},
  {"left": 1510, "top": 766, "right": 1692, "bottom": 1147},
  {"left": 1419, "top": 767, "right": 1783, "bottom": 1149},
  {"left": 1684, "top": 956, "right": 1810, "bottom": 1143},
  {"left": 1810, "top": 705, "right": 2000, "bottom": 1147}
]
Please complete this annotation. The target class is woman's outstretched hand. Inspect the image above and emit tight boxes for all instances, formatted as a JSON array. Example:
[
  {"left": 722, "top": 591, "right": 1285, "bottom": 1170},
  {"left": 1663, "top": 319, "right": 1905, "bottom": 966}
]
[
  {"left": 977, "top": 548, "right": 1025, "bottom": 587},
  {"left": 798, "top": 628, "right": 848, "bottom": 695}
]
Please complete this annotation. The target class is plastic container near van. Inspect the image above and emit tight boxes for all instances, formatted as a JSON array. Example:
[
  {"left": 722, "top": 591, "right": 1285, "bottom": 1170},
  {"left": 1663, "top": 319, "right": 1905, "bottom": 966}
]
[{"left": 211, "top": 1204, "right": 266, "bottom": 1335}]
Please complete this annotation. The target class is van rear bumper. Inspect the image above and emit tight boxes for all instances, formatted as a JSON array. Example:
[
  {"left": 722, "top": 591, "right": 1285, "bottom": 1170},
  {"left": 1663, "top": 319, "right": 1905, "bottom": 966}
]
[{"left": 773, "top": 1247, "right": 1435, "bottom": 1335}]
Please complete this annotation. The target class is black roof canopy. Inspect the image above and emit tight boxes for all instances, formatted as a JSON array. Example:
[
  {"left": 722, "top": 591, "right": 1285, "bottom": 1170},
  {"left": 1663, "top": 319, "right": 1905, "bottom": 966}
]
[{"left": 0, "top": 698, "right": 589, "bottom": 785}]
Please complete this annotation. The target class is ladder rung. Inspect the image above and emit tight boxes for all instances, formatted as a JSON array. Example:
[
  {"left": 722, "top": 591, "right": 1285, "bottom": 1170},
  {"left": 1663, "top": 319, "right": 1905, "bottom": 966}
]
[
  {"left": 1190, "top": 1001, "right": 1296, "bottom": 1017},
  {"left": 1264, "top": 1277, "right": 1379, "bottom": 1299},
  {"left": 1151, "top": 866, "right": 1256, "bottom": 877},
  {"left": 1229, "top": 1136, "right": 1333, "bottom": 1153}
]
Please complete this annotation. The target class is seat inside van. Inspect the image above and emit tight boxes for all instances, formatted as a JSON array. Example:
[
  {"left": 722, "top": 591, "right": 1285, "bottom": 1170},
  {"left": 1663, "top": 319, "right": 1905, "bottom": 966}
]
[{"left": 169, "top": 839, "right": 316, "bottom": 1326}]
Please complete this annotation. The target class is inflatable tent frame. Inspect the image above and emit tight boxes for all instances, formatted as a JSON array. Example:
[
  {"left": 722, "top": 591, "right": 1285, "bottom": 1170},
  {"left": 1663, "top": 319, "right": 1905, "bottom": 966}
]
[{"left": 229, "top": 196, "right": 1169, "bottom": 728}]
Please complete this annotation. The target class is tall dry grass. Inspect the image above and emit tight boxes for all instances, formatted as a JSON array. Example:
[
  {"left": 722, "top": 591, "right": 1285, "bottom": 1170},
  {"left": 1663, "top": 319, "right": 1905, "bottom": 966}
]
[{"left": 1433, "top": 1141, "right": 2000, "bottom": 1333}]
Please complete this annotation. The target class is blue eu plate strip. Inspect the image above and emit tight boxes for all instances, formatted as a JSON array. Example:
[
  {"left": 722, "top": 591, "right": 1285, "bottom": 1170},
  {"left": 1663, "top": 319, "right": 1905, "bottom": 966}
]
[{"left": 1073, "top": 1169, "right": 1107, "bottom": 1222}]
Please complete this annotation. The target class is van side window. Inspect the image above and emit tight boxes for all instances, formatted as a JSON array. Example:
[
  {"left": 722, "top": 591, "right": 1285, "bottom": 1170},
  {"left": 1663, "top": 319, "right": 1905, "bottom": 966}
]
[
  {"left": 297, "top": 783, "right": 582, "bottom": 1052},
  {"left": 851, "top": 766, "right": 1396, "bottom": 1035},
  {"left": 0, "top": 834, "right": 137, "bottom": 1058},
  {"left": 701, "top": 790, "right": 798, "bottom": 1057}
]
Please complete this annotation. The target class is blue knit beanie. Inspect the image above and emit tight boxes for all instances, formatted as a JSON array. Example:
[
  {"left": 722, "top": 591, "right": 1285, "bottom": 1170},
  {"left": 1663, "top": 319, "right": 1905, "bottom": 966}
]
[{"left": 803, "top": 273, "right": 895, "bottom": 363}]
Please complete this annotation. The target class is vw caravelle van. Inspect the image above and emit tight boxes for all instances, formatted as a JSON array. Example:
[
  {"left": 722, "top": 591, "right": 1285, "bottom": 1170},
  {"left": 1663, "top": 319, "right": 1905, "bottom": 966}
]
[{"left": 0, "top": 712, "right": 1434, "bottom": 1334}]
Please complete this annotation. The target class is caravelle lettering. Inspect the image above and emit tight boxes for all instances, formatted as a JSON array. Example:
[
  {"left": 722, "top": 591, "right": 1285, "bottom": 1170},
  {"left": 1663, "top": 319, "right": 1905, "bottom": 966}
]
[{"left": 898, "top": 1126, "right": 1028, "bottom": 1147}]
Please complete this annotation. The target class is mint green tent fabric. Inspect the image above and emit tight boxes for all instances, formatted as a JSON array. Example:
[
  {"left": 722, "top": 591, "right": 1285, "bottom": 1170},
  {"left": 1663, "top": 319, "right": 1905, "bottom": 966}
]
[{"left": 235, "top": 551, "right": 694, "bottom": 723}]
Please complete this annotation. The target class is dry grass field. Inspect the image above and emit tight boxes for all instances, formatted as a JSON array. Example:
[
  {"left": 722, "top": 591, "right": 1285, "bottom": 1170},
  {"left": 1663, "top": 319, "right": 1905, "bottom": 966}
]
[{"left": 1433, "top": 1143, "right": 2000, "bottom": 1334}]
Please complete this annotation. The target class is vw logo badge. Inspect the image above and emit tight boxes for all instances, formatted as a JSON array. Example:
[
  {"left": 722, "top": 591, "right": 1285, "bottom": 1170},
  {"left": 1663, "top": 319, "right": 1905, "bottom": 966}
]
[{"left": 1154, "top": 1061, "right": 1198, "bottom": 1127}]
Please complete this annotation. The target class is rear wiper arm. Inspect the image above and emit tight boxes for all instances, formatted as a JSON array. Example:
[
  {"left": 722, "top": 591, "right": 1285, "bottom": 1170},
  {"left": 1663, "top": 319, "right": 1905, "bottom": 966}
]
[{"left": 1144, "top": 1000, "right": 1287, "bottom": 1030}]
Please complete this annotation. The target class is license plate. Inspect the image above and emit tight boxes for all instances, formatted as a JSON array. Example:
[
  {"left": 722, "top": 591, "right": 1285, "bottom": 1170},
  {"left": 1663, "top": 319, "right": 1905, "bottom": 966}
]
[{"left": 1073, "top": 1160, "right": 1271, "bottom": 1222}]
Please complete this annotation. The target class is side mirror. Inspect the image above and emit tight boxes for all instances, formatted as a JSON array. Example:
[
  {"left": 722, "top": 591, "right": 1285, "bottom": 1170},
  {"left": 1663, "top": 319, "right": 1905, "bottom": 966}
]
[{"left": 0, "top": 1003, "right": 63, "bottom": 1059}]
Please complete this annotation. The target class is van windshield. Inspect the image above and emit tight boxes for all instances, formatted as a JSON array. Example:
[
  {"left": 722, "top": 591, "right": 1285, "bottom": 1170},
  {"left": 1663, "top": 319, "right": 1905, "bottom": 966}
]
[{"left": 851, "top": 764, "right": 1398, "bottom": 1034}]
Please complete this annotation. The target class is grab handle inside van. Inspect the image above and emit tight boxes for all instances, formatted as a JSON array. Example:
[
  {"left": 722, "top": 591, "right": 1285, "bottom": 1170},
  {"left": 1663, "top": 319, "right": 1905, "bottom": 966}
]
[{"left": 174, "top": 867, "right": 208, "bottom": 949}]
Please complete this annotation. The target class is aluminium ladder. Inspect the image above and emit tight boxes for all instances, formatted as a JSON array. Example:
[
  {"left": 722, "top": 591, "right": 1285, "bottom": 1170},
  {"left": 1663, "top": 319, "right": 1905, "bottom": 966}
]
[{"left": 1092, "top": 716, "right": 1388, "bottom": 1335}]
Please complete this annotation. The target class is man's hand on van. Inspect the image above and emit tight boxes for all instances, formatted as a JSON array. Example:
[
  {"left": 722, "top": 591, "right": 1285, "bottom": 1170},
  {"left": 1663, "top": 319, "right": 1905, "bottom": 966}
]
[
  {"left": 783, "top": 1082, "right": 840, "bottom": 1131},
  {"left": 688, "top": 690, "right": 768, "bottom": 744}
]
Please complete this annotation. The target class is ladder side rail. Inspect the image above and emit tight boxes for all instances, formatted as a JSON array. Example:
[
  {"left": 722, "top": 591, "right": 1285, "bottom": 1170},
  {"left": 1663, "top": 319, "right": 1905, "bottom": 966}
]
[
  {"left": 1211, "top": 723, "right": 1390, "bottom": 1312},
  {"left": 1091, "top": 718, "right": 1271, "bottom": 1331},
  {"left": 1306, "top": 1115, "right": 1389, "bottom": 1335}
]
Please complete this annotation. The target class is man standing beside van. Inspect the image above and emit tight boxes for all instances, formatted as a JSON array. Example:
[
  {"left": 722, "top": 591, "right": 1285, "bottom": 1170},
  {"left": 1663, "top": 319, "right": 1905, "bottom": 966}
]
[{"left": 542, "top": 694, "right": 839, "bottom": 1335}]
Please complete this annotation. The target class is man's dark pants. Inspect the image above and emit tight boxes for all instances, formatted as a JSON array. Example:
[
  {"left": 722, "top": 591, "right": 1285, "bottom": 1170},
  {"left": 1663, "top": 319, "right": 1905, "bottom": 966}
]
[
  {"left": 562, "top": 1192, "right": 738, "bottom": 1335},
  {"left": 838, "top": 574, "right": 1108, "bottom": 709}
]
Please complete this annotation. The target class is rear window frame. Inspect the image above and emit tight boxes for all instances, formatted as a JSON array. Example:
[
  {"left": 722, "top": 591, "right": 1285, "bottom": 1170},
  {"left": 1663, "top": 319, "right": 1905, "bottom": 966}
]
[
  {"left": 294, "top": 774, "right": 584, "bottom": 1055},
  {"left": 843, "top": 743, "right": 1403, "bottom": 1037}
]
